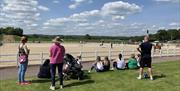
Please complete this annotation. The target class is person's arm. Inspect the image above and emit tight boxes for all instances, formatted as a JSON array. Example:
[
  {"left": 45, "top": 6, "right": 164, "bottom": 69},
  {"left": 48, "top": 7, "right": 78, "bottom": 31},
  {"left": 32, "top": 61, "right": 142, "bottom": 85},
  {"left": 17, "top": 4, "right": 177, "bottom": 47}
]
[
  {"left": 137, "top": 44, "right": 141, "bottom": 53},
  {"left": 23, "top": 45, "right": 30, "bottom": 55},
  {"left": 49, "top": 46, "right": 52, "bottom": 57}
]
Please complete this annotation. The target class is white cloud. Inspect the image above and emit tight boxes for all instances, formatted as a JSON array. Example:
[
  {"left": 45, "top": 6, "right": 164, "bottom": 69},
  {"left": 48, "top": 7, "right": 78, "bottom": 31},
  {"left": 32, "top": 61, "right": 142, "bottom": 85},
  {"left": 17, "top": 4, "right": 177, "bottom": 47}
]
[
  {"left": 43, "top": 1, "right": 144, "bottom": 36},
  {"left": 69, "top": 0, "right": 93, "bottom": 9},
  {"left": 38, "top": 5, "right": 49, "bottom": 11},
  {"left": 169, "top": 22, "right": 180, "bottom": 26},
  {"left": 53, "top": 0, "right": 60, "bottom": 4},
  {"left": 0, "top": 0, "right": 48, "bottom": 34},
  {"left": 155, "top": 0, "right": 180, "bottom": 3}
]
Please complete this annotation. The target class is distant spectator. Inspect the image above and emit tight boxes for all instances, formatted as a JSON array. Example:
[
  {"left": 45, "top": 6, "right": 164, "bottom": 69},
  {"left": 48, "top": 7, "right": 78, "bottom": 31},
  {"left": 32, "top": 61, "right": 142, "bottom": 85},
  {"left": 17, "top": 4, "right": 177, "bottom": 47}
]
[
  {"left": 113, "top": 54, "right": 126, "bottom": 70},
  {"left": 89, "top": 56, "right": 104, "bottom": 72},
  {"left": 38, "top": 59, "right": 51, "bottom": 78},
  {"left": 103, "top": 56, "right": 110, "bottom": 71},
  {"left": 128, "top": 54, "right": 138, "bottom": 69}
]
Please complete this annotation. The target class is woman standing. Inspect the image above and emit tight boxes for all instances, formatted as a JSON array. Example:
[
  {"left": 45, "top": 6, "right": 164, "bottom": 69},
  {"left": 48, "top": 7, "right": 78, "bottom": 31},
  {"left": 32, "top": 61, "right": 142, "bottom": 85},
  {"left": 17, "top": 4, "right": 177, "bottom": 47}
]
[
  {"left": 18, "top": 36, "right": 30, "bottom": 85},
  {"left": 49, "top": 36, "right": 65, "bottom": 90}
]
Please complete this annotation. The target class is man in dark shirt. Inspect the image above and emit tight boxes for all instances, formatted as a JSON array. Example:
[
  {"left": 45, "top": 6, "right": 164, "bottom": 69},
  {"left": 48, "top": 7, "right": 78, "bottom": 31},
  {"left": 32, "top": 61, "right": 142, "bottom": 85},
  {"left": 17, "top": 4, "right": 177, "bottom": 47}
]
[{"left": 137, "top": 36, "right": 154, "bottom": 80}]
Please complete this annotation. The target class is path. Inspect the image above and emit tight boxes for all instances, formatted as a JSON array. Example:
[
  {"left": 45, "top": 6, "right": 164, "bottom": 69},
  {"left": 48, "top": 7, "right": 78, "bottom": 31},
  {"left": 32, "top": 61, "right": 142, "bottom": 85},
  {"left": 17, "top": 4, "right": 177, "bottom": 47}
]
[{"left": 0, "top": 56, "right": 179, "bottom": 80}]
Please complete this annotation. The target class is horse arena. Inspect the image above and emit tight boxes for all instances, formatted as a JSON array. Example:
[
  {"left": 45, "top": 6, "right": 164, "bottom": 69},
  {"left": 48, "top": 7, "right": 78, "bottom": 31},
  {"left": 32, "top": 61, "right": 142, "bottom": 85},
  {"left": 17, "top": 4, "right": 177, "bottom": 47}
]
[{"left": 0, "top": 42, "right": 180, "bottom": 67}]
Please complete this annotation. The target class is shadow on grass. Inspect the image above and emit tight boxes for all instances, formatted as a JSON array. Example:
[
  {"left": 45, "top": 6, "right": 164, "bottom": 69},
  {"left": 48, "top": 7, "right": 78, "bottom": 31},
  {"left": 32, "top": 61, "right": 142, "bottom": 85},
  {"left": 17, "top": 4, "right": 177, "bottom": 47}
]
[
  {"left": 154, "top": 74, "right": 166, "bottom": 80},
  {"left": 30, "top": 78, "right": 51, "bottom": 83},
  {"left": 30, "top": 70, "right": 92, "bottom": 83},
  {"left": 64, "top": 79, "right": 95, "bottom": 88}
]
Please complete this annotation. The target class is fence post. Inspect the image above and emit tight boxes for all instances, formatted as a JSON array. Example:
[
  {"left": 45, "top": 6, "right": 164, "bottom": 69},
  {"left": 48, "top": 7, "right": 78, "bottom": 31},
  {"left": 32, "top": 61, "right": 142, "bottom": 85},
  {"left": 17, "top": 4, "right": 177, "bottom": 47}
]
[
  {"left": 109, "top": 48, "right": 112, "bottom": 60},
  {"left": 16, "top": 53, "right": 19, "bottom": 67},
  {"left": 173, "top": 48, "right": 176, "bottom": 56},
  {"left": 40, "top": 52, "right": 44, "bottom": 64},
  {"left": 121, "top": 50, "right": 124, "bottom": 56},
  {"left": 95, "top": 50, "right": 98, "bottom": 59},
  {"left": 160, "top": 49, "right": 162, "bottom": 57},
  {"left": 167, "top": 48, "right": 170, "bottom": 56}
]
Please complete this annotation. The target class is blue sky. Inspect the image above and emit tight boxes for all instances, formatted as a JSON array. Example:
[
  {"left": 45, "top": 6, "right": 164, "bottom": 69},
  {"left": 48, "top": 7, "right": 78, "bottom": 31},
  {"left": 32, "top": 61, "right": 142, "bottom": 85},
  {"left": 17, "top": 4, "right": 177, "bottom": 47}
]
[{"left": 0, "top": 0, "right": 179, "bottom": 36}]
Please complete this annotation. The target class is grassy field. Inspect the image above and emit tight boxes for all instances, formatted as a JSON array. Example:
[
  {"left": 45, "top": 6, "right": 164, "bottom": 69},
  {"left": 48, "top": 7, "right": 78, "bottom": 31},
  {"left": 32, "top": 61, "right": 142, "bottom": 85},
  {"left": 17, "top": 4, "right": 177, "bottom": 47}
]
[{"left": 0, "top": 61, "right": 180, "bottom": 91}]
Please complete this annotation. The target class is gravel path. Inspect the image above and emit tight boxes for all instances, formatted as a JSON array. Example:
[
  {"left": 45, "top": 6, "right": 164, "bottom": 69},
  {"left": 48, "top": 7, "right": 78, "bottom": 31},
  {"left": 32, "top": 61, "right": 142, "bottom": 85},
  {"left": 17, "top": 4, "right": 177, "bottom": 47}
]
[{"left": 0, "top": 56, "right": 179, "bottom": 80}]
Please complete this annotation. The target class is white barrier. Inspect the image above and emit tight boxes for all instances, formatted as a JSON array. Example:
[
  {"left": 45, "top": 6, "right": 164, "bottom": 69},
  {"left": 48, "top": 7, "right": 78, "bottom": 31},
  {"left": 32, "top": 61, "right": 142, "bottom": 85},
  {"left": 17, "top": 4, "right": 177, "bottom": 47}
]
[{"left": 0, "top": 48, "right": 180, "bottom": 67}]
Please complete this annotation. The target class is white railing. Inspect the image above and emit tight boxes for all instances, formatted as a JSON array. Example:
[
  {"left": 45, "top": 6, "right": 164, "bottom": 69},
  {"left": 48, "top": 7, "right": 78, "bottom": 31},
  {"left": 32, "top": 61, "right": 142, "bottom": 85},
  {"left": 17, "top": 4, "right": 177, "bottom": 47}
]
[{"left": 0, "top": 48, "right": 180, "bottom": 67}]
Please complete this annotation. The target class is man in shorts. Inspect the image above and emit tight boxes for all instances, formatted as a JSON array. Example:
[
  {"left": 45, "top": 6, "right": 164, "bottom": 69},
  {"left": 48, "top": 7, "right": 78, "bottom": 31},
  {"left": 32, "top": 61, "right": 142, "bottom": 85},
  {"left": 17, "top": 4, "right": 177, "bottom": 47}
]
[{"left": 137, "top": 36, "right": 154, "bottom": 80}]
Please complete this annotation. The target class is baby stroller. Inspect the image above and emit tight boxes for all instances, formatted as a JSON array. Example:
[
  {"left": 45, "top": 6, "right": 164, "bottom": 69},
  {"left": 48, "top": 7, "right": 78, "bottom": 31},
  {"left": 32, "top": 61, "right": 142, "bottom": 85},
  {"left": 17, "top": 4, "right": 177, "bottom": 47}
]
[{"left": 63, "top": 54, "right": 84, "bottom": 80}]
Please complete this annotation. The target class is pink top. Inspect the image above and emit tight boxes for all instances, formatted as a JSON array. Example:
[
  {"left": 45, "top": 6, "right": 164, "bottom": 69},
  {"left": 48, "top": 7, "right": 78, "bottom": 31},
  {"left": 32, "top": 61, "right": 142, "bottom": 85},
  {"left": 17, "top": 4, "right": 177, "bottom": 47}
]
[{"left": 50, "top": 43, "right": 65, "bottom": 64}]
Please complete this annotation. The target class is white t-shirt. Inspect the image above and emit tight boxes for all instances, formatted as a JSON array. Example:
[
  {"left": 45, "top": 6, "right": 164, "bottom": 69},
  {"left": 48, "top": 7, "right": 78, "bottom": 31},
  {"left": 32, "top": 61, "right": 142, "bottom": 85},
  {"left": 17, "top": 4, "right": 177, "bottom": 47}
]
[
  {"left": 96, "top": 62, "right": 104, "bottom": 70},
  {"left": 117, "top": 59, "right": 125, "bottom": 69}
]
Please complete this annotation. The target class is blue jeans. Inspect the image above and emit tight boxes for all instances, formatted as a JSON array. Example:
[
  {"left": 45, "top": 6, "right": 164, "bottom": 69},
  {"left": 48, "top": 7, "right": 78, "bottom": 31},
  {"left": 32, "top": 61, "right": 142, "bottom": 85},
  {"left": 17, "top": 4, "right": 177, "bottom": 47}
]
[
  {"left": 18, "top": 61, "right": 28, "bottom": 83},
  {"left": 50, "top": 63, "right": 63, "bottom": 86}
]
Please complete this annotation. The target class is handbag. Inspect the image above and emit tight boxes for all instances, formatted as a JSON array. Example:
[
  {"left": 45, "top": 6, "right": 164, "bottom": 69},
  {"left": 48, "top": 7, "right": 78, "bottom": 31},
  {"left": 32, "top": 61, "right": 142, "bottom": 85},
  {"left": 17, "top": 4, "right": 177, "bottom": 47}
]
[{"left": 19, "top": 54, "right": 27, "bottom": 64}]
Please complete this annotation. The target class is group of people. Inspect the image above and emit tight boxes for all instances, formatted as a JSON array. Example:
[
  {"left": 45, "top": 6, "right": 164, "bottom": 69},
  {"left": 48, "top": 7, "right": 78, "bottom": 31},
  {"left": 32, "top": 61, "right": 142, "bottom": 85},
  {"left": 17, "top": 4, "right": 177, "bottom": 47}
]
[
  {"left": 17, "top": 35, "right": 154, "bottom": 90},
  {"left": 89, "top": 53, "right": 140, "bottom": 73}
]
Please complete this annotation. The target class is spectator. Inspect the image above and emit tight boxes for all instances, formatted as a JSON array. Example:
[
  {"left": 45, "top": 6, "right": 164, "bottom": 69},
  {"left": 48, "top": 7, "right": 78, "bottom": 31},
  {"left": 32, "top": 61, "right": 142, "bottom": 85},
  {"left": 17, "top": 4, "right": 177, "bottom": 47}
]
[
  {"left": 49, "top": 36, "right": 65, "bottom": 90},
  {"left": 103, "top": 56, "right": 110, "bottom": 71},
  {"left": 89, "top": 56, "right": 104, "bottom": 72},
  {"left": 18, "top": 36, "right": 31, "bottom": 85},
  {"left": 137, "top": 36, "right": 154, "bottom": 80},
  {"left": 128, "top": 54, "right": 138, "bottom": 69},
  {"left": 113, "top": 54, "right": 126, "bottom": 70}
]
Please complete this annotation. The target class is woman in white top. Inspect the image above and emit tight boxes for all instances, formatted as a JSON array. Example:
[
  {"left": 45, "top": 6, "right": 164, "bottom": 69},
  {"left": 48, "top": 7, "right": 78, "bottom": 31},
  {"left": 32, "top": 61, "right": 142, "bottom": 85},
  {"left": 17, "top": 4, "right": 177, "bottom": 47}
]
[
  {"left": 90, "top": 56, "right": 104, "bottom": 72},
  {"left": 113, "top": 54, "right": 126, "bottom": 70}
]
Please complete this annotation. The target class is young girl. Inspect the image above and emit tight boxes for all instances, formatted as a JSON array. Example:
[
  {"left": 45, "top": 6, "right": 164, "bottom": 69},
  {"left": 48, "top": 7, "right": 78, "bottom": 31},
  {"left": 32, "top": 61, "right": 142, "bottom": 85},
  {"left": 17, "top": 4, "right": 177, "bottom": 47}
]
[
  {"left": 90, "top": 56, "right": 104, "bottom": 72},
  {"left": 103, "top": 56, "right": 110, "bottom": 71}
]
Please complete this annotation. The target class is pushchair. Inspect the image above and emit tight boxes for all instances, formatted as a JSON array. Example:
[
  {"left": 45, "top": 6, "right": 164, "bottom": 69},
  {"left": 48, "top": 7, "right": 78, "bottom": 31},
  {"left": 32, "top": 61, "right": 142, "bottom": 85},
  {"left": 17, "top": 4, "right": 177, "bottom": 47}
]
[{"left": 63, "top": 54, "right": 84, "bottom": 80}]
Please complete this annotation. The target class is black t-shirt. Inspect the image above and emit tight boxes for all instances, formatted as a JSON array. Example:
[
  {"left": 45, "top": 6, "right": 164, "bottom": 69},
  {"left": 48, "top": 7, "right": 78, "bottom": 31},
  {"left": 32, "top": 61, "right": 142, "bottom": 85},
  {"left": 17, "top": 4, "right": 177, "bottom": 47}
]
[{"left": 139, "top": 42, "right": 153, "bottom": 57}]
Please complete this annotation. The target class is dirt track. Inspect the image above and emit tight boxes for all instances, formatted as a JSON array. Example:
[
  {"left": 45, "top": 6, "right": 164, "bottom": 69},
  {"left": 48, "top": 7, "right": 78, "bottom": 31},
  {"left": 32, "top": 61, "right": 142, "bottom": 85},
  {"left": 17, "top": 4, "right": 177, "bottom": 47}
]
[{"left": 0, "top": 56, "right": 179, "bottom": 80}]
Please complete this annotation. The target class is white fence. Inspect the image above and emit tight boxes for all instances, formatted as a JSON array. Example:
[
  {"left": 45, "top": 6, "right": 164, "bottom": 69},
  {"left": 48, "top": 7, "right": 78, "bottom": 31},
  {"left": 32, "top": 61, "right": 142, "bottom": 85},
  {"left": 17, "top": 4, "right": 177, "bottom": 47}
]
[{"left": 0, "top": 48, "right": 180, "bottom": 67}]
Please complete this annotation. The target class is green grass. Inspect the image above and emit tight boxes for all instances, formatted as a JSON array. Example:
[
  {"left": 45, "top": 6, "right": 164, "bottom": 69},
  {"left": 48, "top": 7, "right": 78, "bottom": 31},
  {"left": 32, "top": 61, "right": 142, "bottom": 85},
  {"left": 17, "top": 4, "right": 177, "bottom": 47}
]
[{"left": 0, "top": 61, "right": 180, "bottom": 91}]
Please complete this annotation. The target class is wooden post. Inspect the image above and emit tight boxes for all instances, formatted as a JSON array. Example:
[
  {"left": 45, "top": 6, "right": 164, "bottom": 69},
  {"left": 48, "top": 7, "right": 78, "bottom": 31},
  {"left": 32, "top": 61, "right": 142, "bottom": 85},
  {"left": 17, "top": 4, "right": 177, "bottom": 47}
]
[{"left": 41, "top": 52, "right": 44, "bottom": 64}]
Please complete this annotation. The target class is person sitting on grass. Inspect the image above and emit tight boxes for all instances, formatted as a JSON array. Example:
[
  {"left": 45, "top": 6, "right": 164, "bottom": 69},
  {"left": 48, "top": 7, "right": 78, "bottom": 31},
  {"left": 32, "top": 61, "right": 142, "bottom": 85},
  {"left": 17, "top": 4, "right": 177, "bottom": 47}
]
[
  {"left": 128, "top": 54, "right": 138, "bottom": 69},
  {"left": 89, "top": 56, "right": 104, "bottom": 72},
  {"left": 37, "top": 59, "right": 51, "bottom": 78},
  {"left": 103, "top": 56, "right": 110, "bottom": 71},
  {"left": 113, "top": 53, "right": 126, "bottom": 70}
]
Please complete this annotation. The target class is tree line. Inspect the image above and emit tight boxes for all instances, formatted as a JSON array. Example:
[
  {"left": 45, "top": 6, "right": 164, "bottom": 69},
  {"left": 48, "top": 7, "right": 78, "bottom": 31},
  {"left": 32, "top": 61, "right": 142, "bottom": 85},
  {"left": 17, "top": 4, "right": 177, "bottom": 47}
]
[
  {"left": 0, "top": 26, "right": 179, "bottom": 42},
  {"left": 0, "top": 27, "right": 23, "bottom": 36}
]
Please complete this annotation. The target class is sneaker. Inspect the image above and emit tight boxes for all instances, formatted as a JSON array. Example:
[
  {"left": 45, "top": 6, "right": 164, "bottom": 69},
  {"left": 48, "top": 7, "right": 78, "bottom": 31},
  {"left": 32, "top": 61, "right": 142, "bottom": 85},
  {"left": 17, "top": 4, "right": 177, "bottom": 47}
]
[
  {"left": 137, "top": 76, "right": 142, "bottom": 80},
  {"left": 88, "top": 70, "right": 91, "bottom": 73},
  {"left": 150, "top": 77, "right": 154, "bottom": 80},
  {"left": 21, "top": 82, "right": 31, "bottom": 85},
  {"left": 60, "top": 85, "right": 63, "bottom": 89},
  {"left": 50, "top": 86, "right": 55, "bottom": 90},
  {"left": 17, "top": 82, "right": 22, "bottom": 85}
]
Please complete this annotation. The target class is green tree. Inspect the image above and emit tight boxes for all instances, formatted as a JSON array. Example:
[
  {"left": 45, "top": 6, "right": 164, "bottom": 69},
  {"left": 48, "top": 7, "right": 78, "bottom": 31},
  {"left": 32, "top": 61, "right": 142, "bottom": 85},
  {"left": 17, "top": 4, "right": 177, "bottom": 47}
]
[
  {"left": 85, "top": 34, "right": 91, "bottom": 40},
  {"left": 156, "top": 30, "right": 169, "bottom": 41}
]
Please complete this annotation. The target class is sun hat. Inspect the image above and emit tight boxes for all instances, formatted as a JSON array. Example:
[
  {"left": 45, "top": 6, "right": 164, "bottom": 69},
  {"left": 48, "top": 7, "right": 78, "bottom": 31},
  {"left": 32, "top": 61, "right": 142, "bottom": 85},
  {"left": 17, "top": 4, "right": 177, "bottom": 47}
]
[{"left": 52, "top": 36, "right": 63, "bottom": 43}]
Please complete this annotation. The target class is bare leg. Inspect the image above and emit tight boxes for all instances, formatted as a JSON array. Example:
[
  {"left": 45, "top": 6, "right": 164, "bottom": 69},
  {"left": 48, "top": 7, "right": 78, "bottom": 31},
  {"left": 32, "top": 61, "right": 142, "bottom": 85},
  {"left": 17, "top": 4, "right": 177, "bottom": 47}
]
[
  {"left": 139, "top": 67, "right": 143, "bottom": 77},
  {"left": 137, "top": 67, "right": 143, "bottom": 79},
  {"left": 148, "top": 68, "right": 153, "bottom": 80}
]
